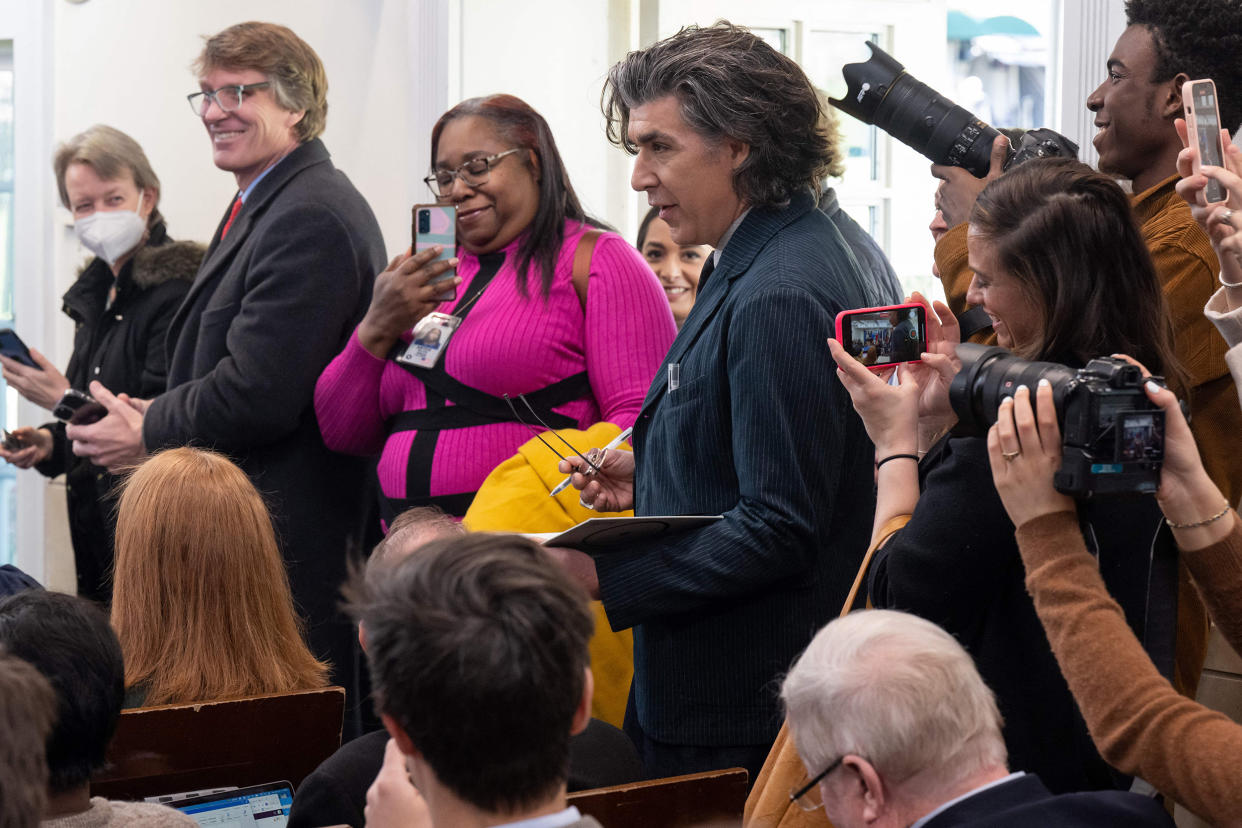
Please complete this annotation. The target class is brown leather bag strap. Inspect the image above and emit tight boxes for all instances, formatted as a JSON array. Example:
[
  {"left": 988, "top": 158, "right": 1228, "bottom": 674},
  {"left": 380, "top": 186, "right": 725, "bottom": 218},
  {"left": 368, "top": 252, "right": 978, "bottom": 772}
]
[
  {"left": 840, "top": 513, "right": 912, "bottom": 616},
  {"left": 572, "top": 229, "right": 604, "bottom": 309}
]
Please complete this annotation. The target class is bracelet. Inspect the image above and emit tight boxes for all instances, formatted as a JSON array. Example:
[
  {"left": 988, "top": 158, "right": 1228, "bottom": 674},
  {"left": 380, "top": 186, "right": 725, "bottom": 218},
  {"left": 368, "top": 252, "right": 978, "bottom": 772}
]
[
  {"left": 1220, "top": 270, "right": 1242, "bottom": 289},
  {"left": 876, "top": 453, "right": 920, "bottom": 470},
  {"left": 1165, "top": 500, "right": 1232, "bottom": 529}
]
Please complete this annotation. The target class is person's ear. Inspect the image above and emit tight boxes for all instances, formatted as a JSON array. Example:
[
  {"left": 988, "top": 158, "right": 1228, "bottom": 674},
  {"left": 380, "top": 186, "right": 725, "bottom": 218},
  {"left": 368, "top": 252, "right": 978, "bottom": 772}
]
[
  {"left": 570, "top": 667, "right": 594, "bottom": 736},
  {"left": 843, "top": 756, "right": 887, "bottom": 823},
  {"left": 380, "top": 712, "right": 417, "bottom": 757},
  {"left": 526, "top": 148, "right": 542, "bottom": 185},
  {"left": 139, "top": 187, "right": 158, "bottom": 220},
  {"left": 285, "top": 108, "right": 306, "bottom": 130},
  {"left": 357, "top": 622, "right": 367, "bottom": 653},
  {"left": 725, "top": 138, "right": 751, "bottom": 171},
  {"left": 1162, "top": 72, "right": 1190, "bottom": 120}
]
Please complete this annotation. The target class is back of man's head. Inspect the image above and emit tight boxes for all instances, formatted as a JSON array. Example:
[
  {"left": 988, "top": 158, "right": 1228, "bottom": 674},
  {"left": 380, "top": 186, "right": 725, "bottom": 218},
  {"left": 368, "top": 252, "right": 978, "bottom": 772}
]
[
  {"left": 348, "top": 533, "right": 594, "bottom": 814},
  {"left": 1126, "top": 0, "right": 1242, "bottom": 131},
  {"left": 782, "top": 610, "right": 1006, "bottom": 798},
  {"left": 0, "top": 652, "right": 57, "bottom": 825},
  {"left": 0, "top": 590, "right": 125, "bottom": 794},
  {"left": 368, "top": 505, "right": 465, "bottom": 571}
]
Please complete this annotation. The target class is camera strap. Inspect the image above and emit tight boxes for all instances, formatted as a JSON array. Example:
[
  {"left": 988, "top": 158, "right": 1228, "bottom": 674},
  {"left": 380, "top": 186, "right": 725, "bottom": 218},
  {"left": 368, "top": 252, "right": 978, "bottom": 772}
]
[{"left": 956, "top": 306, "right": 993, "bottom": 339}]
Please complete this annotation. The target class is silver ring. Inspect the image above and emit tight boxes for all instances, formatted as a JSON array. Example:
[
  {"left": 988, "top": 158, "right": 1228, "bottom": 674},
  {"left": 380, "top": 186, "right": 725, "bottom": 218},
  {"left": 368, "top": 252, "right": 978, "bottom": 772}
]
[{"left": 1224, "top": 209, "right": 1235, "bottom": 228}]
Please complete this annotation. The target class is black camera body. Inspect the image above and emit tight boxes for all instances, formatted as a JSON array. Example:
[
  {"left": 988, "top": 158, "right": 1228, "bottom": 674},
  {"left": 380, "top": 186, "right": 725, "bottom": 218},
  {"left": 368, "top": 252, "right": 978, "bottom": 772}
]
[
  {"left": 829, "top": 42, "right": 1078, "bottom": 177},
  {"left": 949, "top": 344, "right": 1164, "bottom": 497}
]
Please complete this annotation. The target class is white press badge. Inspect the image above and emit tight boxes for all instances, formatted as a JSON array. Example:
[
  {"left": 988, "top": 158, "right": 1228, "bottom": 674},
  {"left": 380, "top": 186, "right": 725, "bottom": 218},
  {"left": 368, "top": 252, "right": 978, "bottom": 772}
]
[{"left": 396, "top": 312, "right": 461, "bottom": 369}]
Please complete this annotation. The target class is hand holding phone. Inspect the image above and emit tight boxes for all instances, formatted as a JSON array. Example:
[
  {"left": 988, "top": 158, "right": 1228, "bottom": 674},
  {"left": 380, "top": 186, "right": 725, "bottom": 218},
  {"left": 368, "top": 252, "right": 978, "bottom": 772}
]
[
  {"left": 1183, "top": 79, "right": 1228, "bottom": 204},
  {"left": 0, "top": 329, "right": 40, "bottom": 370},
  {"left": 53, "top": 389, "right": 108, "bottom": 425},
  {"left": 834, "top": 303, "right": 928, "bottom": 371},
  {"left": 413, "top": 204, "right": 457, "bottom": 302}
]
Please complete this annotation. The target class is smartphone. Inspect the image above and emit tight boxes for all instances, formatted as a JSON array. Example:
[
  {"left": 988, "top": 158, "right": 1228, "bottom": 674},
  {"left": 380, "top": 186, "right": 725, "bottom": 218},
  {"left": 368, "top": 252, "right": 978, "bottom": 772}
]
[
  {"left": 0, "top": 329, "right": 39, "bottom": 370},
  {"left": 1183, "top": 79, "right": 1227, "bottom": 204},
  {"left": 1, "top": 430, "right": 25, "bottom": 451},
  {"left": 412, "top": 204, "right": 457, "bottom": 303},
  {"left": 834, "top": 303, "right": 928, "bottom": 370},
  {"left": 53, "top": 389, "right": 107, "bottom": 425}
]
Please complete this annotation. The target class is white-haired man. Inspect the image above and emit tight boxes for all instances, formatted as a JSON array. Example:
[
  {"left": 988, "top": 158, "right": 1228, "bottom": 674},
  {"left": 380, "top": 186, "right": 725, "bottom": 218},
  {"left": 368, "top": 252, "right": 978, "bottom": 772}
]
[{"left": 781, "top": 610, "right": 1173, "bottom": 827}]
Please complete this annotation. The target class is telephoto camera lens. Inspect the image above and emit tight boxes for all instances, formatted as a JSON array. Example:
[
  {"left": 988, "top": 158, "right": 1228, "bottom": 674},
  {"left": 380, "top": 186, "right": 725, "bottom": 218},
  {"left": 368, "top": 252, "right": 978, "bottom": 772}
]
[
  {"left": 949, "top": 344, "right": 1076, "bottom": 437},
  {"left": 829, "top": 42, "right": 1003, "bottom": 178}
]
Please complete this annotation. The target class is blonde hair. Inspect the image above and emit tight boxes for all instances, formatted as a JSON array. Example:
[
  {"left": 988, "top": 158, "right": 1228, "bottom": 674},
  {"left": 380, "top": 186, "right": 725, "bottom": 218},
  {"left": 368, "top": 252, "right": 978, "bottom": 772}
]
[
  {"left": 111, "top": 448, "right": 328, "bottom": 706},
  {"left": 53, "top": 124, "right": 162, "bottom": 226}
]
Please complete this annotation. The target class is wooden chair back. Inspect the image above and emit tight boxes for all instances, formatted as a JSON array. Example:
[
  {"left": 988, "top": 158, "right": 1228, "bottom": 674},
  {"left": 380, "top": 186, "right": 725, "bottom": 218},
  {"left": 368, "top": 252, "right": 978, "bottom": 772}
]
[
  {"left": 92, "top": 686, "right": 345, "bottom": 801},
  {"left": 568, "top": 767, "right": 748, "bottom": 827}
]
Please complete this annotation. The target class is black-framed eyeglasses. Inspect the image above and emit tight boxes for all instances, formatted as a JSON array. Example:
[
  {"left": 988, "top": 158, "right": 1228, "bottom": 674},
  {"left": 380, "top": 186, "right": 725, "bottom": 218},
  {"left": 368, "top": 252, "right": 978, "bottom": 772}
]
[
  {"left": 502, "top": 393, "right": 600, "bottom": 474},
  {"left": 187, "top": 82, "right": 271, "bottom": 117},
  {"left": 789, "top": 755, "right": 845, "bottom": 812},
  {"left": 424, "top": 148, "right": 522, "bottom": 198}
]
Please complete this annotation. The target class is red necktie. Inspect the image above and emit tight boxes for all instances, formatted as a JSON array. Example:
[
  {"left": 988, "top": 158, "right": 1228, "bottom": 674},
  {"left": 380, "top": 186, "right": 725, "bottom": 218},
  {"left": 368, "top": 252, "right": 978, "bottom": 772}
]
[{"left": 221, "top": 195, "right": 243, "bottom": 240}]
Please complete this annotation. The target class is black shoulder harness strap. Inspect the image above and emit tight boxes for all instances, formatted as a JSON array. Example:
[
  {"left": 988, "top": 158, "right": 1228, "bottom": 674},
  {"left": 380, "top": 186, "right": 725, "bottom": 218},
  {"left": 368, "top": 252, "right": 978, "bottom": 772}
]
[{"left": 378, "top": 247, "right": 592, "bottom": 522}]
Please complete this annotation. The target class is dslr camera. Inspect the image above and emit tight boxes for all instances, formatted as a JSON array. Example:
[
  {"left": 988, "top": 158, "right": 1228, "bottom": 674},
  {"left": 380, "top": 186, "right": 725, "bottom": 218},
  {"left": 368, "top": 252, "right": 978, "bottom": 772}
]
[
  {"left": 829, "top": 42, "right": 1078, "bottom": 177},
  {"left": 949, "top": 344, "right": 1164, "bottom": 496}
]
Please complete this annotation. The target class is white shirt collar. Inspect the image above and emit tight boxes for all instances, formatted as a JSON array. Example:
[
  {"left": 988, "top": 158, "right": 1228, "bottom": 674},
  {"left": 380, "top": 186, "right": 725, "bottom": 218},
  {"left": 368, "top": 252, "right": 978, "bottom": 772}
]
[
  {"left": 495, "top": 805, "right": 583, "bottom": 828},
  {"left": 908, "top": 772, "right": 1024, "bottom": 828},
  {"left": 712, "top": 207, "right": 752, "bottom": 266}
]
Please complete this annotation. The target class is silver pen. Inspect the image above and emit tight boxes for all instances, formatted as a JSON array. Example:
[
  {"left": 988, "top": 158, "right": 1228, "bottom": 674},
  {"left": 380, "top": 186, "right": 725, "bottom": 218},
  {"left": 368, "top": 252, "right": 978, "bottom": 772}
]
[{"left": 550, "top": 427, "right": 633, "bottom": 497}]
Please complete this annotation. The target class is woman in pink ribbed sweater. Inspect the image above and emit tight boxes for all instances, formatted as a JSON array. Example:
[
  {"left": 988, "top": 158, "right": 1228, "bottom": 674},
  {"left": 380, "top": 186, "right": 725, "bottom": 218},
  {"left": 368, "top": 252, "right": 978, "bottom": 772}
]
[{"left": 315, "top": 94, "right": 675, "bottom": 521}]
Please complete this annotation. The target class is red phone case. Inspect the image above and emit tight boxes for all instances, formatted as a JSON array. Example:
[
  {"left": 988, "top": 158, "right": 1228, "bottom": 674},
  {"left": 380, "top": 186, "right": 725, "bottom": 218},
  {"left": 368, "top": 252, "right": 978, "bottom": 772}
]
[{"left": 834, "top": 302, "right": 928, "bottom": 371}]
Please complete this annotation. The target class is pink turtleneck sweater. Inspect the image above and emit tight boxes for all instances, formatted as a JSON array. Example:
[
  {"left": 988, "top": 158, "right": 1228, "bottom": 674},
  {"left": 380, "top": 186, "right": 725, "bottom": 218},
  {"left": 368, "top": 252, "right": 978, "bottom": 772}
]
[{"left": 314, "top": 222, "right": 675, "bottom": 513}]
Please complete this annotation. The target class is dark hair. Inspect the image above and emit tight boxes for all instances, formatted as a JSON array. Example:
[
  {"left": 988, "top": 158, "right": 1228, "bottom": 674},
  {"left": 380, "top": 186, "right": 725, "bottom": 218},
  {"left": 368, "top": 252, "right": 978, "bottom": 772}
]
[
  {"left": 603, "top": 21, "right": 831, "bottom": 208},
  {"left": 0, "top": 652, "right": 57, "bottom": 825},
  {"left": 635, "top": 205, "right": 661, "bottom": 249},
  {"left": 0, "top": 590, "right": 124, "bottom": 793},
  {"left": 431, "top": 94, "right": 600, "bottom": 298},
  {"left": 969, "top": 158, "right": 1180, "bottom": 384},
  {"left": 193, "top": 22, "right": 328, "bottom": 142},
  {"left": 1126, "top": 0, "right": 1242, "bottom": 132},
  {"left": 346, "top": 533, "right": 594, "bottom": 813}
]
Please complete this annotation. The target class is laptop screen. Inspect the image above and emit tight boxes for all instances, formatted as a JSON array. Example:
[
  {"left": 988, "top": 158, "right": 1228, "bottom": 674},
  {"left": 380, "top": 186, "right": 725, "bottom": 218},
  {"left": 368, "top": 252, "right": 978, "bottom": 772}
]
[{"left": 174, "top": 781, "right": 293, "bottom": 827}]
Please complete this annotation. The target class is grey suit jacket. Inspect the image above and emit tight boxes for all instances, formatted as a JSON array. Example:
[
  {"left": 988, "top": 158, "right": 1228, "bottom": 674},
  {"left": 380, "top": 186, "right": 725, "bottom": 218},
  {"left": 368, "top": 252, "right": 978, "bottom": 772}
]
[{"left": 595, "top": 188, "right": 892, "bottom": 746}]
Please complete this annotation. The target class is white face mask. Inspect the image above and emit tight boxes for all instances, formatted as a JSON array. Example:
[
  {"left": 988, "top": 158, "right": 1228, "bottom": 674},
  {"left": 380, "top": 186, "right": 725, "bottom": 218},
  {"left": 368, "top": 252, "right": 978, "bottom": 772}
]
[{"left": 74, "top": 192, "right": 147, "bottom": 266}]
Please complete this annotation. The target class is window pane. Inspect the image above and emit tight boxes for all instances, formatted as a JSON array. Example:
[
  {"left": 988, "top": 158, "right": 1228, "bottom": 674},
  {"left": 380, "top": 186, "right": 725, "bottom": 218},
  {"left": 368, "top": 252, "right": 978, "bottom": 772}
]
[
  {"left": 0, "top": 41, "right": 15, "bottom": 565},
  {"left": 805, "top": 30, "right": 882, "bottom": 184}
]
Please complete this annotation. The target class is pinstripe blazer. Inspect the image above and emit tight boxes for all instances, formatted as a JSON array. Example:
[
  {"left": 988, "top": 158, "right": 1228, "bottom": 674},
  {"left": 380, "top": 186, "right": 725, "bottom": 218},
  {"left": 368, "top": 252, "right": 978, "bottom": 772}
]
[{"left": 594, "top": 188, "right": 900, "bottom": 746}]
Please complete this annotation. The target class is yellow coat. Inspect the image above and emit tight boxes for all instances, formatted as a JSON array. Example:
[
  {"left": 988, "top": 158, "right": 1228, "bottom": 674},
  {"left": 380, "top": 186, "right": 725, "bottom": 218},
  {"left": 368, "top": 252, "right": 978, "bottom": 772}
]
[{"left": 463, "top": 421, "right": 634, "bottom": 727}]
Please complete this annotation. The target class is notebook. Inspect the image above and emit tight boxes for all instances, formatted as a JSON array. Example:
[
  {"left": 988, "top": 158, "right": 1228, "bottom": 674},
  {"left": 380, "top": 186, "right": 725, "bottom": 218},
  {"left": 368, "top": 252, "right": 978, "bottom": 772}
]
[{"left": 173, "top": 780, "right": 293, "bottom": 826}]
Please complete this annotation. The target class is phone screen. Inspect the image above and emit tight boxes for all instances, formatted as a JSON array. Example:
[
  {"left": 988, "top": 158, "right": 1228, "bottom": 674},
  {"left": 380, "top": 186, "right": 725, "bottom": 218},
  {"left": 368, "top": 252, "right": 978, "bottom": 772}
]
[
  {"left": 413, "top": 205, "right": 457, "bottom": 302},
  {"left": 841, "top": 306, "right": 927, "bottom": 368},
  {"left": 1189, "top": 81, "right": 1226, "bottom": 203}
]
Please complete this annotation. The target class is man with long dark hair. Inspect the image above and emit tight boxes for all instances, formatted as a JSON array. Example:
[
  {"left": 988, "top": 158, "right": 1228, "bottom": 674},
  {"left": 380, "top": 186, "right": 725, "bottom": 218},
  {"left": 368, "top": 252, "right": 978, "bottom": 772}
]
[{"left": 557, "top": 22, "right": 892, "bottom": 779}]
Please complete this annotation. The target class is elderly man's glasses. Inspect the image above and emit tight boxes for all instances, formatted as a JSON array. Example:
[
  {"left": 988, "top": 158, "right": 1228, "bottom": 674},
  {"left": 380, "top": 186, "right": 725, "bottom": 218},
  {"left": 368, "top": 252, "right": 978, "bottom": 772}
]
[
  {"left": 187, "top": 82, "right": 271, "bottom": 117},
  {"left": 789, "top": 755, "right": 845, "bottom": 811},
  {"left": 502, "top": 393, "right": 600, "bottom": 474},
  {"left": 424, "top": 148, "right": 522, "bottom": 198}
]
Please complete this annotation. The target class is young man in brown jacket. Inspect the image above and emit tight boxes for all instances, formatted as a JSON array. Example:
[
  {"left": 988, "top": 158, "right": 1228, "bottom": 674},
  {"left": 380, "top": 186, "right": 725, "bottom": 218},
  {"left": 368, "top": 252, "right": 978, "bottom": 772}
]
[{"left": 930, "top": 0, "right": 1242, "bottom": 694}]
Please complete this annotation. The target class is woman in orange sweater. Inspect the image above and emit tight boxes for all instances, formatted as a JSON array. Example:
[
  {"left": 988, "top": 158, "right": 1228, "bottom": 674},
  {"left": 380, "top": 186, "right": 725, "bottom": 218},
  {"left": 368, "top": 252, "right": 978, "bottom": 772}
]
[{"left": 988, "top": 375, "right": 1242, "bottom": 825}]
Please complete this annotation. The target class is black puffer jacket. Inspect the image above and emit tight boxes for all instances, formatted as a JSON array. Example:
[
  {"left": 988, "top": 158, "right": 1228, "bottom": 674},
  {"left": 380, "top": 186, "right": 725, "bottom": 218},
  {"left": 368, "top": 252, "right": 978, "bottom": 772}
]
[{"left": 36, "top": 222, "right": 202, "bottom": 603}]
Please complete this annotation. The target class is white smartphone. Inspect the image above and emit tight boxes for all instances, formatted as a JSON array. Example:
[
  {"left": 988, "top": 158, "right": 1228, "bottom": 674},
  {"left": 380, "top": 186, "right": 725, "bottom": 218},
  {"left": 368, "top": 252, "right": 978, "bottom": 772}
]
[{"left": 1183, "top": 78, "right": 1227, "bottom": 205}]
